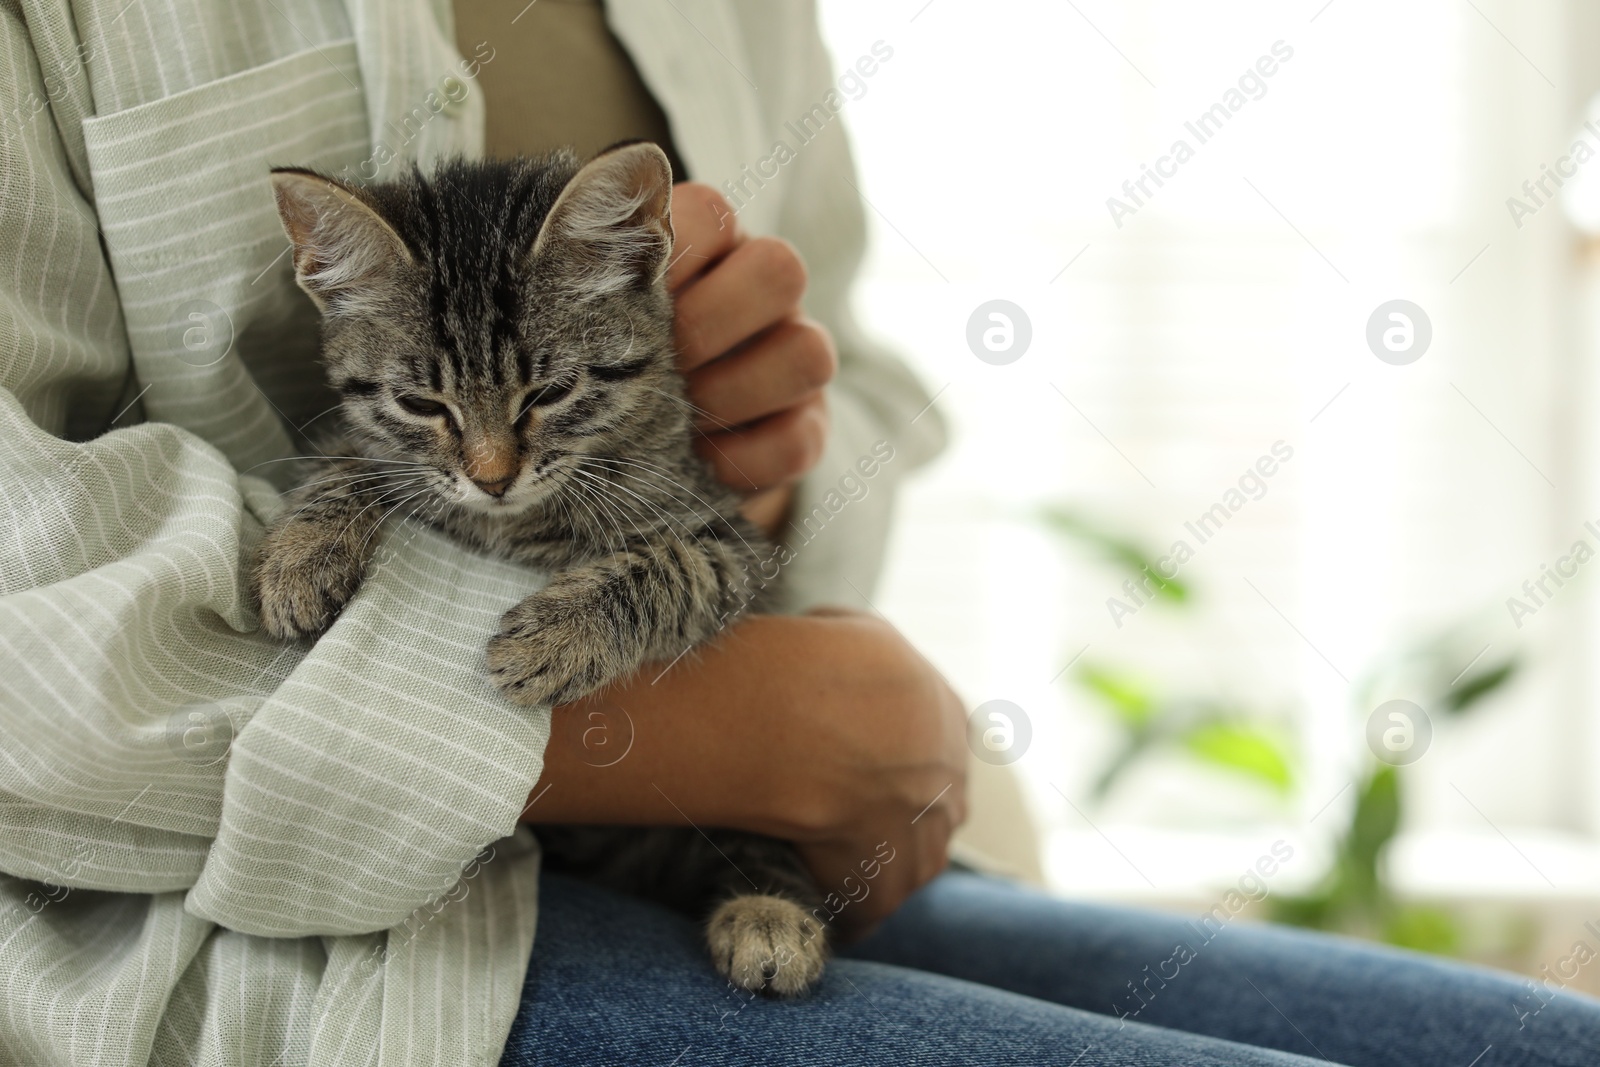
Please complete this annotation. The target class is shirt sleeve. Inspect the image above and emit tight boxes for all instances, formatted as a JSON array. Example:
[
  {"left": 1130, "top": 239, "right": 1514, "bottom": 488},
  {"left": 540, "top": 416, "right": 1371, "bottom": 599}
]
[
  {"left": 0, "top": 9, "right": 548, "bottom": 938},
  {"left": 760, "top": 3, "right": 948, "bottom": 613}
]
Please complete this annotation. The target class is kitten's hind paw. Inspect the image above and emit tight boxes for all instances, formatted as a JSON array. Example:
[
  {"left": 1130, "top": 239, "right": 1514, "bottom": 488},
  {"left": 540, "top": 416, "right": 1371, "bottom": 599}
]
[{"left": 707, "top": 894, "right": 827, "bottom": 996}]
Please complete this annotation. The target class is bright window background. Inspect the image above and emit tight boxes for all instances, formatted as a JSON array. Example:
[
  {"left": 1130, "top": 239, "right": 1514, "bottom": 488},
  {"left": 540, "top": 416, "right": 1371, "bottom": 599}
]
[{"left": 817, "top": 0, "right": 1600, "bottom": 922}]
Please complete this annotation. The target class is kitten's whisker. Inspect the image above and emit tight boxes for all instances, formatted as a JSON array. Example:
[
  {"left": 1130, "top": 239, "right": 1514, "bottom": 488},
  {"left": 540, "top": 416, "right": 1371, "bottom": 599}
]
[
  {"left": 581, "top": 456, "right": 712, "bottom": 511},
  {"left": 286, "top": 468, "right": 426, "bottom": 497},
  {"left": 276, "top": 476, "right": 429, "bottom": 528},
  {"left": 284, "top": 467, "right": 425, "bottom": 502},
  {"left": 316, "top": 480, "right": 431, "bottom": 569},
  {"left": 562, "top": 474, "right": 634, "bottom": 553},
  {"left": 541, "top": 458, "right": 618, "bottom": 546},
  {"left": 584, "top": 453, "right": 718, "bottom": 492},
  {"left": 358, "top": 485, "right": 438, "bottom": 555},
  {"left": 347, "top": 486, "right": 428, "bottom": 547},
  {"left": 545, "top": 481, "right": 582, "bottom": 546},
  {"left": 568, "top": 465, "right": 659, "bottom": 534},
  {"left": 570, "top": 475, "right": 664, "bottom": 553},
  {"left": 578, "top": 482, "right": 730, "bottom": 591},
  {"left": 581, "top": 465, "right": 728, "bottom": 544},
  {"left": 569, "top": 488, "right": 630, "bottom": 554},
  {"left": 241, "top": 455, "right": 428, "bottom": 474},
  {"left": 570, "top": 465, "right": 715, "bottom": 556},
  {"left": 568, "top": 459, "right": 683, "bottom": 549},
  {"left": 294, "top": 402, "right": 348, "bottom": 434},
  {"left": 570, "top": 473, "right": 754, "bottom": 618},
  {"left": 549, "top": 474, "right": 605, "bottom": 539},
  {"left": 644, "top": 387, "right": 735, "bottom": 432},
  {"left": 584, "top": 456, "right": 761, "bottom": 559}
]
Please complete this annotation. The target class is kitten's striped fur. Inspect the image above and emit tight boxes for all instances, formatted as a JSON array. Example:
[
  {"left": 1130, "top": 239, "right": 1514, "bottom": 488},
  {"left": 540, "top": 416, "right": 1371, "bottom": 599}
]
[{"left": 253, "top": 144, "right": 826, "bottom": 994}]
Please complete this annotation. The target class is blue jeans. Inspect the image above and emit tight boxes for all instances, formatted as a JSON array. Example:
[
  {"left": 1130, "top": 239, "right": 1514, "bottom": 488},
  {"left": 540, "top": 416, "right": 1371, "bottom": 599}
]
[{"left": 500, "top": 871, "right": 1600, "bottom": 1065}]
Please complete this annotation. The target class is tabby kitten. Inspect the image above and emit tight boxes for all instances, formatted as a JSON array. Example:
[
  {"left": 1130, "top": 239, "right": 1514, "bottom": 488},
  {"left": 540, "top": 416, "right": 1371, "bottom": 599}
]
[{"left": 253, "top": 143, "right": 826, "bottom": 994}]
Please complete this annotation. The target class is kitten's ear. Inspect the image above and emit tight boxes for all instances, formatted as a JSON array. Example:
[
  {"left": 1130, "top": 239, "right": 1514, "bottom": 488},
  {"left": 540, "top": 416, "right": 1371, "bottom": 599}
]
[
  {"left": 269, "top": 168, "right": 413, "bottom": 311},
  {"left": 530, "top": 142, "right": 673, "bottom": 294}
]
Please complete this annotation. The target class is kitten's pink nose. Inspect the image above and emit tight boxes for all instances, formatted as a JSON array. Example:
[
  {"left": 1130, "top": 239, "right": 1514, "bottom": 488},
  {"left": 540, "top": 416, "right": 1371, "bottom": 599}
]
[{"left": 465, "top": 436, "right": 518, "bottom": 497}]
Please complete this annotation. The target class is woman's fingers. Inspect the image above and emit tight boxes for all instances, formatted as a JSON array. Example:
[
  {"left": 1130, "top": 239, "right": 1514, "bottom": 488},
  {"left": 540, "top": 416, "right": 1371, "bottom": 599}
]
[
  {"left": 685, "top": 317, "right": 837, "bottom": 431},
  {"left": 796, "top": 800, "right": 956, "bottom": 942},
  {"left": 674, "top": 236, "right": 808, "bottom": 372},
  {"left": 666, "top": 183, "right": 744, "bottom": 292},
  {"left": 695, "top": 393, "right": 829, "bottom": 493},
  {"left": 665, "top": 182, "right": 834, "bottom": 504}
]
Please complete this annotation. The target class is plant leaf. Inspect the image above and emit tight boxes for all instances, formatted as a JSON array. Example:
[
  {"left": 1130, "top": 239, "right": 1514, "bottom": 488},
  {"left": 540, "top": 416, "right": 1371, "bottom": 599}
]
[
  {"left": 1076, "top": 664, "right": 1157, "bottom": 728},
  {"left": 1443, "top": 658, "right": 1518, "bottom": 714},
  {"left": 1384, "top": 905, "right": 1460, "bottom": 955},
  {"left": 1268, "top": 891, "right": 1337, "bottom": 930},
  {"left": 1181, "top": 722, "right": 1294, "bottom": 792},
  {"left": 1344, "top": 764, "right": 1401, "bottom": 903}
]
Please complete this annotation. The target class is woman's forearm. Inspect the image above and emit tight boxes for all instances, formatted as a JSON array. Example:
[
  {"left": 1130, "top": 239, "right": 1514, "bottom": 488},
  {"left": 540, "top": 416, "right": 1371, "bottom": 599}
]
[
  {"left": 521, "top": 608, "right": 969, "bottom": 934},
  {"left": 522, "top": 613, "right": 835, "bottom": 836},
  {"left": 521, "top": 609, "right": 966, "bottom": 838}
]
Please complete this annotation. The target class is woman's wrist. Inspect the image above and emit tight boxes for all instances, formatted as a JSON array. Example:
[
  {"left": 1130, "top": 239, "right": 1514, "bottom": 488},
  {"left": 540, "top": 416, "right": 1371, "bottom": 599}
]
[{"left": 521, "top": 613, "right": 827, "bottom": 835}]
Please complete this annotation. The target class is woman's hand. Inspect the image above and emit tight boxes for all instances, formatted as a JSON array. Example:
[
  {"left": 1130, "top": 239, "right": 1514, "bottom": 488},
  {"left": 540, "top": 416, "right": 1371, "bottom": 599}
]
[
  {"left": 525, "top": 611, "right": 969, "bottom": 940},
  {"left": 777, "top": 609, "right": 971, "bottom": 938},
  {"left": 667, "top": 184, "right": 838, "bottom": 535}
]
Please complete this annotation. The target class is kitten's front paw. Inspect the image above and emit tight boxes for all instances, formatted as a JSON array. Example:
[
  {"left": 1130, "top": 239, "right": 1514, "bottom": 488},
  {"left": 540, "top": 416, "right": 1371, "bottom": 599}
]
[
  {"left": 707, "top": 895, "right": 827, "bottom": 996},
  {"left": 486, "top": 597, "right": 622, "bottom": 707},
  {"left": 252, "top": 526, "right": 368, "bottom": 640}
]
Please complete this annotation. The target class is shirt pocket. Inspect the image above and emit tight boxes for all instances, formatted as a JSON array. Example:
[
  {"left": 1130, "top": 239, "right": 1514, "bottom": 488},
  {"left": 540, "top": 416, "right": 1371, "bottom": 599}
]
[{"left": 80, "top": 42, "right": 372, "bottom": 472}]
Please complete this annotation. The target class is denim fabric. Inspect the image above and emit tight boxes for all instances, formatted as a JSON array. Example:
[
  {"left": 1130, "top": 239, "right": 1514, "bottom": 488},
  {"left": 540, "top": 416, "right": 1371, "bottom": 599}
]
[{"left": 501, "top": 871, "right": 1600, "bottom": 1066}]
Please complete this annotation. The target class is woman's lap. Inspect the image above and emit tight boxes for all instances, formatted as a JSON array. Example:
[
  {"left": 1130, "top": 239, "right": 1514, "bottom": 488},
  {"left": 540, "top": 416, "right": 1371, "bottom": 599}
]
[
  {"left": 500, "top": 871, "right": 1600, "bottom": 1067},
  {"left": 850, "top": 871, "right": 1600, "bottom": 1066}
]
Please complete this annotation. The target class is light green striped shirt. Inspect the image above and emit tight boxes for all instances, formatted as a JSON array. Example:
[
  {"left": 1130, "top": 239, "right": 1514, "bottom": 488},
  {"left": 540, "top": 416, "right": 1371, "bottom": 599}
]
[{"left": 0, "top": 1, "right": 942, "bottom": 1063}]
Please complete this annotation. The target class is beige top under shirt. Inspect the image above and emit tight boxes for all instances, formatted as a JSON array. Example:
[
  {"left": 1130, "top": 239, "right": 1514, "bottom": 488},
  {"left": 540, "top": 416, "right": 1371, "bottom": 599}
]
[{"left": 454, "top": 0, "right": 689, "bottom": 176}]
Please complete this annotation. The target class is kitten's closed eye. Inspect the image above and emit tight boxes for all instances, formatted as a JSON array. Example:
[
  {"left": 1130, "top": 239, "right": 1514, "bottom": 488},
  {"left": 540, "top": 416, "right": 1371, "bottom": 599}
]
[
  {"left": 519, "top": 378, "right": 576, "bottom": 416},
  {"left": 396, "top": 394, "right": 452, "bottom": 420}
]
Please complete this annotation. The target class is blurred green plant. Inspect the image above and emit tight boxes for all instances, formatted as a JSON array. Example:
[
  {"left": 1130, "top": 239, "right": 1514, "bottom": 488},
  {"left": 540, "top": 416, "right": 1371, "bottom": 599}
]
[
  {"left": 1076, "top": 663, "right": 1294, "bottom": 802},
  {"left": 1042, "top": 506, "right": 1521, "bottom": 956},
  {"left": 1038, "top": 507, "right": 1190, "bottom": 604},
  {"left": 1040, "top": 506, "right": 1290, "bottom": 801},
  {"left": 1276, "top": 630, "right": 1520, "bottom": 954}
]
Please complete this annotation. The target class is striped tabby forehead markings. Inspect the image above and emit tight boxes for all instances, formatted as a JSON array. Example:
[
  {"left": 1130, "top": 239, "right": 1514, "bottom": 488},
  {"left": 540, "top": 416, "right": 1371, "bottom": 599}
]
[
  {"left": 407, "top": 162, "right": 559, "bottom": 392},
  {"left": 516, "top": 341, "right": 536, "bottom": 386}
]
